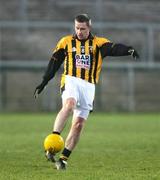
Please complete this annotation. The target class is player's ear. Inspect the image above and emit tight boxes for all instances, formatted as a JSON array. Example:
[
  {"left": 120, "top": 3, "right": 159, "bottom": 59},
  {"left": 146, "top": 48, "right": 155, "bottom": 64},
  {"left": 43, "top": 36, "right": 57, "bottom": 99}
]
[{"left": 88, "top": 24, "right": 91, "bottom": 31}]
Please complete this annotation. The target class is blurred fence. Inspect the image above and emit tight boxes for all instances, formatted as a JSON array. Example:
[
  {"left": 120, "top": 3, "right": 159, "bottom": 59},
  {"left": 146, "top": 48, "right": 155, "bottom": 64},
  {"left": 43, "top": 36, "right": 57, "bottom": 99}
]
[
  {"left": 0, "top": 0, "right": 160, "bottom": 112},
  {"left": 0, "top": 61, "right": 160, "bottom": 112},
  {"left": 1, "top": 21, "right": 160, "bottom": 63},
  {"left": 0, "top": 21, "right": 160, "bottom": 112}
]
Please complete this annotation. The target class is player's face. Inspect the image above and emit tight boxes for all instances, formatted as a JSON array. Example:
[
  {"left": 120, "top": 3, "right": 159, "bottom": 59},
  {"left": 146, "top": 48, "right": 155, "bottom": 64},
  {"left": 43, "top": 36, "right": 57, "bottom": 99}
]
[{"left": 74, "top": 20, "right": 90, "bottom": 40}]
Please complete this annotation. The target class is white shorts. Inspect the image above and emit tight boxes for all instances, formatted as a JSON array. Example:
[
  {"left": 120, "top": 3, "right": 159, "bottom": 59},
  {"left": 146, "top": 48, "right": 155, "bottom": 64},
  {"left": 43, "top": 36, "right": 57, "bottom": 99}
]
[{"left": 61, "top": 75, "right": 95, "bottom": 120}]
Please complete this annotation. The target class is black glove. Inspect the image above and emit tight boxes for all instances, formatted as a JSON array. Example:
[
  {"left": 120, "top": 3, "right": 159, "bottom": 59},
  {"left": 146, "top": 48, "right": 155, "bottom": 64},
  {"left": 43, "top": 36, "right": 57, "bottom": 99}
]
[
  {"left": 34, "top": 81, "right": 47, "bottom": 99},
  {"left": 128, "top": 47, "right": 139, "bottom": 60}
]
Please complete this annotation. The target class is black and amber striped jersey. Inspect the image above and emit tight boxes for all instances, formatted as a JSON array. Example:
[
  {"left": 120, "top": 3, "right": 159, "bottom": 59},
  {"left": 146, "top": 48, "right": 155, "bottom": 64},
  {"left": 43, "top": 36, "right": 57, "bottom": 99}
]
[
  {"left": 53, "top": 34, "right": 111, "bottom": 85},
  {"left": 42, "top": 33, "right": 134, "bottom": 87}
]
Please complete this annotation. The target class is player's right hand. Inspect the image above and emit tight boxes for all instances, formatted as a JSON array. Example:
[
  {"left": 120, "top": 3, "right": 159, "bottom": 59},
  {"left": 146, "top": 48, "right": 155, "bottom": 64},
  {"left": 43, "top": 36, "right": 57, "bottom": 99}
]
[{"left": 34, "top": 82, "right": 46, "bottom": 99}]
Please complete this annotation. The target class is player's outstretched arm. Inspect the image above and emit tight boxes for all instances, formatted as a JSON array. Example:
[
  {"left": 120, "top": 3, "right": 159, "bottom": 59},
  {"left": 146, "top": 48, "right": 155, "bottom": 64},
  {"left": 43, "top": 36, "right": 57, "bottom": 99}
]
[
  {"left": 34, "top": 55, "right": 64, "bottom": 99},
  {"left": 34, "top": 59, "right": 55, "bottom": 98},
  {"left": 100, "top": 42, "right": 139, "bottom": 60}
]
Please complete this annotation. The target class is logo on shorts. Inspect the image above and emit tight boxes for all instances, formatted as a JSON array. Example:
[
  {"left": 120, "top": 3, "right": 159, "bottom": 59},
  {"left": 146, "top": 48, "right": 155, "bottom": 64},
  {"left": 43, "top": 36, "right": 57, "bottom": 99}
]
[
  {"left": 88, "top": 103, "right": 92, "bottom": 108},
  {"left": 75, "top": 54, "right": 90, "bottom": 69}
]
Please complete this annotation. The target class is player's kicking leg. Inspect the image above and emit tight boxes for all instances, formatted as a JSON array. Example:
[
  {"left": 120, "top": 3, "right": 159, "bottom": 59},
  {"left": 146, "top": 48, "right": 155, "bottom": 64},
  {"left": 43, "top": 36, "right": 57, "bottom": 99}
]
[
  {"left": 45, "top": 98, "right": 76, "bottom": 167},
  {"left": 55, "top": 116, "right": 86, "bottom": 170}
]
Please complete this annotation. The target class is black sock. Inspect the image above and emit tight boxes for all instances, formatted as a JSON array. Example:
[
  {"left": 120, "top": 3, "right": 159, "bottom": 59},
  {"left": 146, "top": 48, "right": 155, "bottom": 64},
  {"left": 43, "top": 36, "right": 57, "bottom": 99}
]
[
  {"left": 60, "top": 148, "right": 72, "bottom": 161},
  {"left": 52, "top": 131, "right": 60, "bottom": 135}
]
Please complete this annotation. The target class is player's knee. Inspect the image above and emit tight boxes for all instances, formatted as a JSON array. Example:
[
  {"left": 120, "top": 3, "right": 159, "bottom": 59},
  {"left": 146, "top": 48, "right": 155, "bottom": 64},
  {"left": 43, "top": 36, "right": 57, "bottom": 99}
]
[
  {"left": 73, "top": 119, "right": 85, "bottom": 132},
  {"left": 63, "top": 99, "right": 76, "bottom": 113}
]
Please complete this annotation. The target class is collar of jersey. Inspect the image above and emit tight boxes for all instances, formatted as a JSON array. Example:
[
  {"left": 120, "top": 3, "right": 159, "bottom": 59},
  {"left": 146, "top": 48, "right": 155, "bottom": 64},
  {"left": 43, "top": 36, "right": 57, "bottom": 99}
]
[{"left": 72, "top": 32, "right": 94, "bottom": 42}]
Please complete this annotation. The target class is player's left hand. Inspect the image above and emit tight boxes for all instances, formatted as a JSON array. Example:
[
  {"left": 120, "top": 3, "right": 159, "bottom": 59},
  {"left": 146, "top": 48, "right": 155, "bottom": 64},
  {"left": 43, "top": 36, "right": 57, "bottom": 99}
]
[{"left": 128, "top": 48, "right": 139, "bottom": 60}]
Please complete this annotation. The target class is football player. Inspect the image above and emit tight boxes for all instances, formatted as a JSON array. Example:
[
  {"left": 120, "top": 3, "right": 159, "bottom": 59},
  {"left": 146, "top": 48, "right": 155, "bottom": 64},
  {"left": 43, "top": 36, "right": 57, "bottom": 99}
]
[{"left": 34, "top": 14, "right": 139, "bottom": 170}]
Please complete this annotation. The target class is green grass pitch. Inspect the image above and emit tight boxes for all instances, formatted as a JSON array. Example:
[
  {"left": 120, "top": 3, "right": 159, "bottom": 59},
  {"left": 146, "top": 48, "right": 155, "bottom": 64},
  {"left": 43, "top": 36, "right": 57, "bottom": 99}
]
[{"left": 0, "top": 113, "right": 160, "bottom": 180}]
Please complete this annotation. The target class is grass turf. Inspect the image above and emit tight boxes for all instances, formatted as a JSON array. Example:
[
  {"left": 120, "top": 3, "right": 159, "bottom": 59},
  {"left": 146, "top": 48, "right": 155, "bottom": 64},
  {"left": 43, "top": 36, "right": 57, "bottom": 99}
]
[{"left": 0, "top": 113, "right": 160, "bottom": 180}]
